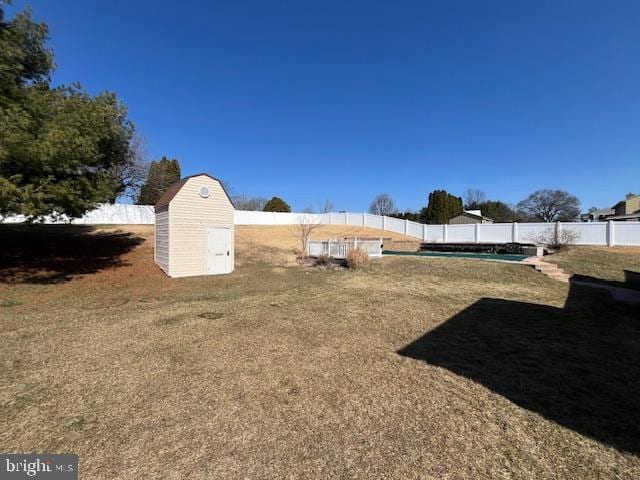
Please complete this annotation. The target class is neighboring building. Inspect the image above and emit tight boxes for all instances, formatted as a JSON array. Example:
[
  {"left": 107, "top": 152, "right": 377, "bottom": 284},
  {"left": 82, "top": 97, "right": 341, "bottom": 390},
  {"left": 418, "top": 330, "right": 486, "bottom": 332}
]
[
  {"left": 609, "top": 193, "right": 640, "bottom": 221},
  {"left": 154, "top": 173, "right": 235, "bottom": 278},
  {"left": 613, "top": 193, "right": 640, "bottom": 216},
  {"left": 582, "top": 208, "right": 615, "bottom": 222},
  {"left": 449, "top": 210, "right": 494, "bottom": 224}
]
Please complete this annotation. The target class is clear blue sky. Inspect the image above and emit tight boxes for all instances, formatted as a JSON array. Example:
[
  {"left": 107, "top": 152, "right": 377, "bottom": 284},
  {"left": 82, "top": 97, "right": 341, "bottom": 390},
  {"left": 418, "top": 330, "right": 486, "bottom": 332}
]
[{"left": 11, "top": 0, "right": 640, "bottom": 212}]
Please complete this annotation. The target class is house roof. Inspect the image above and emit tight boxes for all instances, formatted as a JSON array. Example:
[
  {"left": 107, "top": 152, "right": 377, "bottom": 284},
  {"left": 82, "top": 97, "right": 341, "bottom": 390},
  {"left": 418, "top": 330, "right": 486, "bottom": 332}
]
[
  {"left": 155, "top": 173, "right": 235, "bottom": 210},
  {"left": 607, "top": 213, "right": 640, "bottom": 221},
  {"left": 453, "top": 211, "right": 494, "bottom": 222},
  {"left": 589, "top": 208, "right": 614, "bottom": 216}
]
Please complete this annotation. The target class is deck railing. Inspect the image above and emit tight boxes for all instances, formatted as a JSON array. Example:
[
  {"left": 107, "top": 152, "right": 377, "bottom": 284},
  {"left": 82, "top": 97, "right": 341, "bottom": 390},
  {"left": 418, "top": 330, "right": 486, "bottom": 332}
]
[{"left": 307, "top": 238, "right": 383, "bottom": 259}]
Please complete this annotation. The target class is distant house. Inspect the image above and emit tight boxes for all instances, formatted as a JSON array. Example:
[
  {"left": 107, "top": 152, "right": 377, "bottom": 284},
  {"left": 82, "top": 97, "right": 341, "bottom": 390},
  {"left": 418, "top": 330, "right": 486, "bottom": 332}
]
[
  {"left": 582, "top": 208, "right": 615, "bottom": 222},
  {"left": 609, "top": 193, "right": 640, "bottom": 221},
  {"left": 449, "top": 210, "right": 494, "bottom": 225}
]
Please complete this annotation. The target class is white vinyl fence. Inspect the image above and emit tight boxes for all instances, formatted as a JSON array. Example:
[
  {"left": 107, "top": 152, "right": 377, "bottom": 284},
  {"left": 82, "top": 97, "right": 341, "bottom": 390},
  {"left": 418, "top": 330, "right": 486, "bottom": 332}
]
[
  {"left": 3, "top": 205, "right": 640, "bottom": 246},
  {"left": 1, "top": 204, "right": 155, "bottom": 225},
  {"left": 235, "top": 210, "right": 640, "bottom": 247}
]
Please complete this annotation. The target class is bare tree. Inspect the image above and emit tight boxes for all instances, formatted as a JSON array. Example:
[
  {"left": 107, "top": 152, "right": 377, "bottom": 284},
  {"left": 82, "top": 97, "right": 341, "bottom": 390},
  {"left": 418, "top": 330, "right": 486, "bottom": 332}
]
[
  {"left": 113, "top": 134, "right": 150, "bottom": 202},
  {"left": 296, "top": 212, "right": 322, "bottom": 256},
  {"left": 369, "top": 193, "right": 396, "bottom": 216},
  {"left": 463, "top": 188, "right": 486, "bottom": 208},
  {"left": 232, "top": 194, "right": 268, "bottom": 211},
  {"left": 321, "top": 200, "right": 334, "bottom": 213},
  {"left": 517, "top": 189, "right": 581, "bottom": 222}
]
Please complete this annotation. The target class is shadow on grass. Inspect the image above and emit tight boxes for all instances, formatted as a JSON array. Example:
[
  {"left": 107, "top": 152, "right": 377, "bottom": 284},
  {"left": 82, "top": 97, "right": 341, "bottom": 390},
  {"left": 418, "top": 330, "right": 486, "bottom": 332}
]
[
  {"left": 398, "top": 283, "right": 640, "bottom": 453},
  {"left": 569, "top": 271, "right": 640, "bottom": 292},
  {"left": 0, "top": 225, "right": 144, "bottom": 284}
]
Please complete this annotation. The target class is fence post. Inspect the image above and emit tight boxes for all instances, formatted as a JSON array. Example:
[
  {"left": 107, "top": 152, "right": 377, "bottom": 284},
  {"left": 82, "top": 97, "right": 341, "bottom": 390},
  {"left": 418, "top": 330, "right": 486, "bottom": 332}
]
[
  {"left": 555, "top": 221, "right": 560, "bottom": 244},
  {"left": 344, "top": 212, "right": 348, "bottom": 224},
  {"left": 363, "top": 212, "right": 366, "bottom": 227},
  {"left": 512, "top": 222, "right": 518, "bottom": 242},
  {"left": 423, "top": 223, "right": 427, "bottom": 241},
  {"left": 404, "top": 219, "right": 409, "bottom": 236},
  {"left": 382, "top": 215, "right": 386, "bottom": 231},
  {"left": 329, "top": 213, "right": 333, "bottom": 225},
  {"left": 443, "top": 224, "right": 448, "bottom": 243},
  {"left": 607, "top": 220, "right": 614, "bottom": 246},
  {"left": 474, "top": 223, "right": 480, "bottom": 243}
]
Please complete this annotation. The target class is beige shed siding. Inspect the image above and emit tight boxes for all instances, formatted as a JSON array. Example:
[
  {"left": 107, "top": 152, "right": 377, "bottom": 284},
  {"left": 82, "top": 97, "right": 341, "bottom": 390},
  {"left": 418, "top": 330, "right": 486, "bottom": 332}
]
[
  {"left": 154, "top": 208, "right": 170, "bottom": 274},
  {"left": 168, "top": 176, "right": 234, "bottom": 277}
]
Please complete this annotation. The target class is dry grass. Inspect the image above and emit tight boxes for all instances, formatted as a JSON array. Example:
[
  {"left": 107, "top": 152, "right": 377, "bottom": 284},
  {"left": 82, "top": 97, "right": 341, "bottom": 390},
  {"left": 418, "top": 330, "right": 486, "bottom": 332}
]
[
  {"left": 235, "top": 225, "right": 414, "bottom": 266},
  {"left": 544, "top": 246, "right": 640, "bottom": 289},
  {"left": 1, "top": 225, "right": 639, "bottom": 479}
]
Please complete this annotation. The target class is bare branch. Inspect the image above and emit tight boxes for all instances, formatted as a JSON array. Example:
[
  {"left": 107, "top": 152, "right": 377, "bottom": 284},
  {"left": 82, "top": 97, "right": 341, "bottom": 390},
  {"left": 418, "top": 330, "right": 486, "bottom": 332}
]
[{"left": 295, "top": 212, "right": 323, "bottom": 256}]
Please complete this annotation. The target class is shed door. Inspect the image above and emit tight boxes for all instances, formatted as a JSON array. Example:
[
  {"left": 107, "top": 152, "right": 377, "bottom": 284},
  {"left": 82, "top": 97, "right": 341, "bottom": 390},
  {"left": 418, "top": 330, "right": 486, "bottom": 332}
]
[{"left": 207, "top": 227, "right": 231, "bottom": 274}]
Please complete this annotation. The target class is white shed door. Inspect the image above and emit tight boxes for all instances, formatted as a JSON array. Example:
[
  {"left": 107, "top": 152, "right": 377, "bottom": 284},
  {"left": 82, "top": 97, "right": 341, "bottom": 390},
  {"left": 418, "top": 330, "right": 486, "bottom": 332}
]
[{"left": 207, "top": 227, "right": 231, "bottom": 274}]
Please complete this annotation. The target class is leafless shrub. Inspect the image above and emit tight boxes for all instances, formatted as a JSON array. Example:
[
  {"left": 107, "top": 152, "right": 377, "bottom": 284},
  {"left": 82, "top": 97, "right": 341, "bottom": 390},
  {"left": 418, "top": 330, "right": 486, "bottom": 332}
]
[
  {"left": 315, "top": 254, "right": 332, "bottom": 267},
  {"left": 345, "top": 247, "right": 370, "bottom": 269},
  {"left": 530, "top": 226, "right": 579, "bottom": 250}
]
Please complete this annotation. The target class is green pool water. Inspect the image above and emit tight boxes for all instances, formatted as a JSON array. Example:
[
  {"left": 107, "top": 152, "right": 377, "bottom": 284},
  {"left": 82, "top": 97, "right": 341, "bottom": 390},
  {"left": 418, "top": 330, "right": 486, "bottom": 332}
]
[{"left": 383, "top": 250, "right": 528, "bottom": 262}]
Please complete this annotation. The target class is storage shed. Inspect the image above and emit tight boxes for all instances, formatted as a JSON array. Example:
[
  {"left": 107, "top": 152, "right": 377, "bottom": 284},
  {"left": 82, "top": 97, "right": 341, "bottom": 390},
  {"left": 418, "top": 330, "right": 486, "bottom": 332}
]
[{"left": 154, "top": 173, "right": 235, "bottom": 278}]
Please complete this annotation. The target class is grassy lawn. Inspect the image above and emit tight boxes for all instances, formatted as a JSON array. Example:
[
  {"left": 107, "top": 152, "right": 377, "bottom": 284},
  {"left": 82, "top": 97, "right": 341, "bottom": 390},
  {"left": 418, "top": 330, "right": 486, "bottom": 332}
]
[
  {"left": 544, "top": 246, "right": 640, "bottom": 289},
  {"left": 1, "top": 225, "right": 639, "bottom": 478}
]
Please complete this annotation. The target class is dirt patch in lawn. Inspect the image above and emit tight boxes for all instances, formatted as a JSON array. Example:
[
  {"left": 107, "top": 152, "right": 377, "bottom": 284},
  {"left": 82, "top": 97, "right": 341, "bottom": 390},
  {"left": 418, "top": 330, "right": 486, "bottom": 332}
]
[{"left": 1, "top": 225, "right": 639, "bottom": 479}]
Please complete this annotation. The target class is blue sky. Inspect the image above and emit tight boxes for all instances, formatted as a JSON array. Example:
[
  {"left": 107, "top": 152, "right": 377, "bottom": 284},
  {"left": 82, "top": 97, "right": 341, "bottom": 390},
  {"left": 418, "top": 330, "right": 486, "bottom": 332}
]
[{"left": 11, "top": 0, "right": 640, "bottom": 212}]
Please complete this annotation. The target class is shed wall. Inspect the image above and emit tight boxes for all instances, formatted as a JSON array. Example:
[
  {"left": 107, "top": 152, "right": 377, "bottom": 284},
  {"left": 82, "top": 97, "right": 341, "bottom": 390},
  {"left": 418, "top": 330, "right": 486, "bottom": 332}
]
[
  {"left": 154, "top": 207, "right": 170, "bottom": 274},
  {"left": 168, "top": 176, "right": 234, "bottom": 277}
]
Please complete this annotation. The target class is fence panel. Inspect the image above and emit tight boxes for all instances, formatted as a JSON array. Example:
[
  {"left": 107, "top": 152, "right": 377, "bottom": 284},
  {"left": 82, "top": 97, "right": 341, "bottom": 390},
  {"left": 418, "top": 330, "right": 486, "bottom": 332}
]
[
  {"left": 567, "top": 222, "right": 608, "bottom": 245},
  {"left": 612, "top": 222, "right": 640, "bottom": 246},
  {"left": 407, "top": 221, "right": 422, "bottom": 238},
  {"left": 517, "top": 223, "right": 552, "bottom": 243},
  {"left": 327, "top": 213, "right": 345, "bottom": 225},
  {"left": 365, "top": 213, "right": 383, "bottom": 229},
  {"left": 384, "top": 217, "right": 406, "bottom": 235},
  {"left": 425, "top": 225, "right": 445, "bottom": 242},
  {"left": 346, "top": 212, "right": 364, "bottom": 226},
  {"left": 478, "top": 223, "right": 513, "bottom": 243},
  {"left": 447, "top": 224, "right": 476, "bottom": 242}
]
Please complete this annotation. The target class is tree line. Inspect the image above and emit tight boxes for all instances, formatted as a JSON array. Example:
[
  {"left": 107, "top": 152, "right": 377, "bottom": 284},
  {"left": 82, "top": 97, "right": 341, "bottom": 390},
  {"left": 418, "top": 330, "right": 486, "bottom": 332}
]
[{"left": 369, "top": 188, "right": 581, "bottom": 224}]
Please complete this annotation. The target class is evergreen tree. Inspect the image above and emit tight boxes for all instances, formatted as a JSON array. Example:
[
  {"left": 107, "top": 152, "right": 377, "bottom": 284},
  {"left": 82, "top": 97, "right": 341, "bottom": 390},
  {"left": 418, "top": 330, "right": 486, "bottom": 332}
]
[
  {"left": 0, "top": 2, "right": 137, "bottom": 219},
  {"left": 420, "top": 190, "right": 463, "bottom": 224},
  {"left": 263, "top": 196, "right": 291, "bottom": 212},
  {"left": 467, "top": 200, "right": 516, "bottom": 223},
  {"left": 136, "top": 157, "right": 181, "bottom": 205}
]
